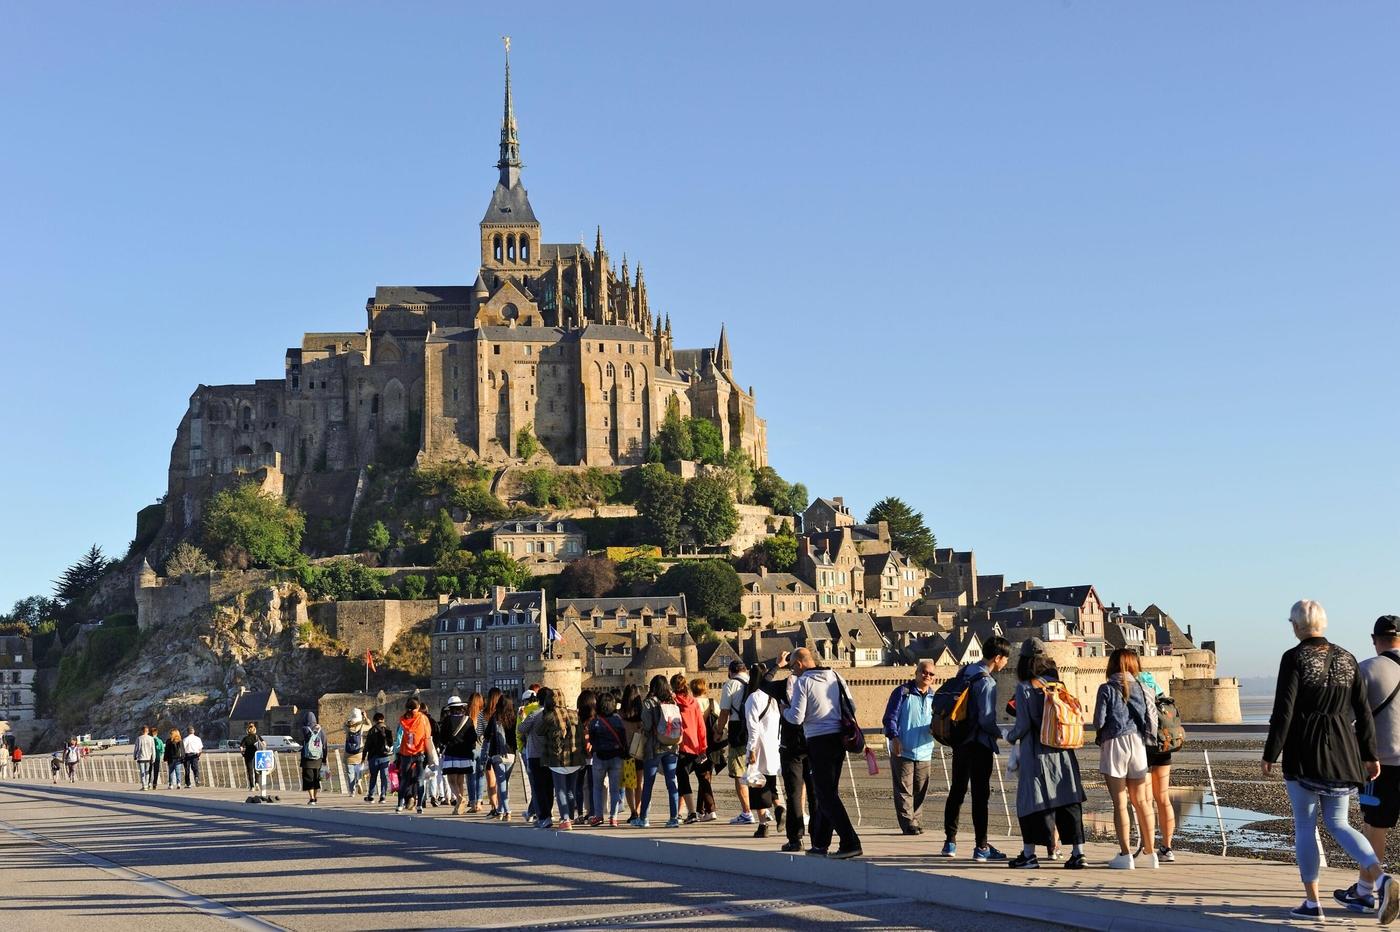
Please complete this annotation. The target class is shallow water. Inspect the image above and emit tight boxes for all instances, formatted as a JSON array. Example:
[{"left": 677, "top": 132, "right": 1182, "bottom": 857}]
[{"left": 1086, "top": 786, "right": 1291, "bottom": 852}]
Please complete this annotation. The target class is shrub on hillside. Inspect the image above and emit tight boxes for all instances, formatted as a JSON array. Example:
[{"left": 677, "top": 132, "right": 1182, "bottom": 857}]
[
  {"left": 164, "top": 542, "right": 215, "bottom": 577},
  {"left": 556, "top": 554, "right": 619, "bottom": 598},
  {"left": 202, "top": 482, "right": 305, "bottom": 568},
  {"left": 656, "top": 560, "right": 741, "bottom": 621},
  {"left": 298, "top": 560, "right": 387, "bottom": 601}
]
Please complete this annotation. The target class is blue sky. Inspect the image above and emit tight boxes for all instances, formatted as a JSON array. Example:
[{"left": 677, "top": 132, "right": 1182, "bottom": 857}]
[{"left": 2, "top": 3, "right": 1396, "bottom": 677}]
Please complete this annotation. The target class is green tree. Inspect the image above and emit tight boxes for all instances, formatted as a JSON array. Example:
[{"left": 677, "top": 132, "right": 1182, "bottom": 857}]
[
  {"left": 299, "top": 559, "right": 385, "bottom": 601},
  {"left": 724, "top": 449, "right": 755, "bottom": 504},
  {"left": 365, "top": 520, "right": 391, "bottom": 554},
  {"left": 164, "top": 542, "right": 215, "bottom": 576},
  {"left": 521, "top": 469, "right": 557, "bottom": 508},
  {"left": 202, "top": 484, "right": 305, "bottom": 569},
  {"left": 616, "top": 551, "right": 662, "bottom": 588},
  {"left": 786, "top": 482, "right": 810, "bottom": 517},
  {"left": 458, "top": 549, "right": 530, "bottom": 596},
  {"left": 427, "top": 508, "right": 460, "bottom": 564},
  {"left": 402, "top": 574, "right": 428, "bottom": 600},
  {"left": 637, "top": 463, "right": 685, "bottom": 553},
  {"left": 654, "top": 397, "right": 693, "bottom": 462},
  {"left": 866, "top": 496, "right": 937, "bottom": 565},
  {"left": 760, "top": 528, "right": 798, "bottom": 573},
  {"left": 516, "top": 426, "right": 539, "bottom": 462},
  {"left": 753, "top": 467, "right": 808, "bottom": 517},
  {"left": 556, "top": 554, "right": 619, "bottom": 598},
  {"left": 53, "top": 544, "right": 113, "bottom": 603},
  {"left": 683, "top": 473, "right": 739, "bottom": 547},
  {"left": 433, "top": 575, "right": 458, "bottom": 596},
  {"left": 656, "top": 559, "right": 742, "bottom": 621},
  {"left": 686, "top": 418, "right": 725, "bottom": 466}
]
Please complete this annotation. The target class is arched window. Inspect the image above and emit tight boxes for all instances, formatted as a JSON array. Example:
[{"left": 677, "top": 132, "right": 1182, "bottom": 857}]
[
  {"left": 489, "top": 371, "right": 496, "bottom": 387},
  {"left": 506, "top": 234, "right": 516, "bottom": 262},
  {"left": 370, "top": 395, "right": 379, "bottom": 414},
  {"left": 493, "top": 235, "right": 503, "bottom": 263},
  {"left": 519, "top": 235, "right": 530, "bottom": 262},
  {"left": 606, "top": 363, "right": 615, "bottom": 378},
  {"left": 241, "top": 406, "right": 253, "bottom": 430},
  {"left": 501, "top": 371, "right": 508, "bottom": 384},
  {"left": 623, "top": 363, "right": 633, "bottom": 379}
]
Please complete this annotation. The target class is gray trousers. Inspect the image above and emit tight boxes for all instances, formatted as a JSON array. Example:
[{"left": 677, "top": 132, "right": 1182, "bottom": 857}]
[{"left": 892, "top": 757, "right": 931, "bottom": 831}]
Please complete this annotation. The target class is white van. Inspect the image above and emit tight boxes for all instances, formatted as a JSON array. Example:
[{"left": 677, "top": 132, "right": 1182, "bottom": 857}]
[{"left": 260, "top": 735, "right": 301, "bottom": 752}]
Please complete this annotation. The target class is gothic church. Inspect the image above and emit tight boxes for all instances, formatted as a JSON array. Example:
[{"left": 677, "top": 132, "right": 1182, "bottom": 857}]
[{"left": 167, "top": 50, "right": 767, "bottom": 515}]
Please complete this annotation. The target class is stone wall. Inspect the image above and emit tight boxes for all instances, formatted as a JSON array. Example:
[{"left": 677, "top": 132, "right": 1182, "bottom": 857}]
[
  {"left": 1172, "top": 677, "right": 1243, "bottom": 724},
  {"left": 309, "top": 599, "right": 440, "bottom": 656}
]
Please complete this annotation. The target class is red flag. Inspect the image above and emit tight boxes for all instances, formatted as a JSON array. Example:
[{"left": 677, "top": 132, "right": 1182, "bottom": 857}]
[{"left": 365, "top": 649, "right": 377, "bottom": 673}]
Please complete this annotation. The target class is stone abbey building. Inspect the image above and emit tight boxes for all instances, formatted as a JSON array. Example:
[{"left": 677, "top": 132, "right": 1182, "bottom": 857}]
[{"left": 165, "top": 51, "right": 766, "bottom": 522}]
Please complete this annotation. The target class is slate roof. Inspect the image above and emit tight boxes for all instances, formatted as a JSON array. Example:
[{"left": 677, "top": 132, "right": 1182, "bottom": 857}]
[
  {"left": 540, "top": 243, "right": 588, "bottom": 262},
  {"left": 672, "top": 349, "right": 711, "bottom": 373},
  {"left": 1140, "top": 604, "right": 1195, "bottom": 650},
  {"left": 580, "top": 324, "right": 651, "bottom": 341},
  {"left": 624, "top": 637, "right": 682, "bottom": 670},
  {"left": 737, "top": 572, "right": 813, "bottom": 594},
  {"left": 1020, "top": 586, "right": 1097, "bottom": 608},
  {"left": 372, "top": 286, "right": 473, "bottom": 306},
  {"left": 229, "top": 689, "right": 278, "bottom": 721},
  {"left": 1104, "top": 620, "right": 1149, "bottom": 651},
  {"left": 481, "top": 182, "right": 538, "bottom": 224},
  {"left": 557, "top": 595, "right": 688, "bottom": 617},
  {"left": 493, "top": 518, "right": 582, "bottom": 536},
  {"left": 698, "top": 639, "right": 741, "bottom": 670}
]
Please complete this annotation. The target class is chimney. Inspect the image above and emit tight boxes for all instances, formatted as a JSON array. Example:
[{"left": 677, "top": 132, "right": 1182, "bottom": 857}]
[
  {"left": 493, "top": 585, "right": 508, "bottom": 609},
  {"left": 759, "top": 566, "right": 768, "bottom": 578}
]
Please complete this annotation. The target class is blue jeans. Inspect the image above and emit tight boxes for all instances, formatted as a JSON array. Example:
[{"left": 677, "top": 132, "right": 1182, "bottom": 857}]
[
  {"left": 641, "top": 752, "right": 679, "bottom": 822},
  {"left": 592, "top": 757, "right": 624, "bottom": 819},
  {"left": 554, "top": 773, "right": 576, "bottom": 821},
  {"left": 1285, "top": 779, "right": 1379, "bottom": 883},
  {"left": 492, "top": 758, "right": 515, "bottom": 814},
  {"left": 469, "top": 748, "right": 487, "bottom": 804},
  {"left": 365, "top": 756, "right": 391, "bottom": 797},
  {"left": 166, "top": 761, "right": 184, "bottom": 788}
]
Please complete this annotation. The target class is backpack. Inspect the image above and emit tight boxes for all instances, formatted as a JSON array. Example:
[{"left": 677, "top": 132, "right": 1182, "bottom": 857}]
[
  {"left": 655, "top": 702, "right": 684, "bottom": 747},
  {"left": 1034, "top": 679, "right": 1085, "bottom": 750},
  {"left": 930, "top": 667, "right": 985, "bottom": 747},
  {"left": 1154, "top": 694, "right": 1186, "bottom": 753},
  {"left": 703, "top": 700, "right": 724, "bottom": 751},
  {"left": 303, "top": 729, "right": 326, "bottom": 761},
  {"left": 345, "top": 729, "right": 363, "bottom": 756}
]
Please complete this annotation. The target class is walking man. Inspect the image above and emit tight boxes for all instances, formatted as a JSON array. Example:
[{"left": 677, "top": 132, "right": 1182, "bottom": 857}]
[
  {"left": 883, "top": 659, "right": 938, "bottom": 835},
  {"left": 135, "top": 726, "right": 156, "bottom": 789},
  {"left": 1339, "top": 615, "right": 1400, "bottom": 913},
  {"left": 782, "top": 648, "right": 862, "bottom": 859},
  {"left": 943, "top": 636, "right": 1012, "bottom": 861},
  {"left": 717, "top": 660, "right": 753, "bottom": 825},
  {"left": 182, "top": 726, "right": 204, "bottom": 788},
  {"left": 760, "top": 653, "right": 814, "bottom": 853}
]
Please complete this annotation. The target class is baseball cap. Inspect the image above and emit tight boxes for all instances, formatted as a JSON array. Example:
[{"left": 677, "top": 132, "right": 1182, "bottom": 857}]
[{"left": 1374, "top": 616, "right": 1400, "bottom": 637}]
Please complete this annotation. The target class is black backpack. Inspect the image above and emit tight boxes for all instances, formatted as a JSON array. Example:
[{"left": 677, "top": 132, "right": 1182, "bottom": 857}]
[
  {"left": 930, "top": 666, "right": 985, "bottom": 748},
  {"left": 345, "top": 729, "right": 364, "bottom": 756}
]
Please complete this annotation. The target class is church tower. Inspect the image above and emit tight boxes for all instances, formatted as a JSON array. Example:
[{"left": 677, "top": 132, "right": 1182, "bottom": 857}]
[{"left": 479, "top": 38, "right": 542, "bottom": 283}]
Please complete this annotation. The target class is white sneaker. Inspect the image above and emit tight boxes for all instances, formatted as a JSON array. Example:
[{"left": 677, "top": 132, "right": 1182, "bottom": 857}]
[
  {"left": 1108, "top": 852, "right": 1136, "bottom": 870},
  {"left": 1137, "top": 850, "right": 1159, "bottom": 870}
]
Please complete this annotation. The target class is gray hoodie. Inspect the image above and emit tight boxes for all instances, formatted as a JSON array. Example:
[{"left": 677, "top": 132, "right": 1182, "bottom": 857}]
[{"left": 783, "top": 667, "right": 847, "bottom": 739}]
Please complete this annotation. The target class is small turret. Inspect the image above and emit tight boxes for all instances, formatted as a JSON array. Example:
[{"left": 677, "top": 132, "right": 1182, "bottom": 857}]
[{"left": 716, "top": 324, "right": 733, "bottom": 374}]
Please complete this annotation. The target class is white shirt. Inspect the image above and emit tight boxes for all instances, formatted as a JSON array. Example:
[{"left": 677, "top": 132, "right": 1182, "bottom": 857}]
[
  {"left": 720, "top": 674, "right": 749, "bottom": 718},
  {"left": 182, "top": 735, "right": 204, "bottom": 755}
]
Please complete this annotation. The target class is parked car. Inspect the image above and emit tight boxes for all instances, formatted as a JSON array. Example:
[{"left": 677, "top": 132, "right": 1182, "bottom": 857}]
[
  {"left": 260, "top": 735, "right": 301, "bottom": 752},
  {"left": 114, "top": 736, "right": 131, "bottom": 746}
]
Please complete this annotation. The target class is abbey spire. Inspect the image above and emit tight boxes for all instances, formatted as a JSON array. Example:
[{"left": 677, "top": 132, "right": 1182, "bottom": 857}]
[{"left": 496, "top": 36, "right": 523, "bottom": 188}]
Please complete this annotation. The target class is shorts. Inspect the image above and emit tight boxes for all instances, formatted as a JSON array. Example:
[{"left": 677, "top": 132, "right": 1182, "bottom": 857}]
[
  {"left": 1099, "top": 733, "right": 1149, "bottom": 781},
  {"left": 726, "top": 745, "right": 747, "bottom": 778},
  {"left": 1362, "top": 765, "right": 1400, "bottom": 829},
  {"left": 1146, "top": 748, "right": 1173, "bottom": 769},
  {"left": 301, "top": 762, "right": 323, "bottom": 791}
]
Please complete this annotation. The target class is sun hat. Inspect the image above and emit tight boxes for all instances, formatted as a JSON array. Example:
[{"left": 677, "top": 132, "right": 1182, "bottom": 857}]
[{"left": 446, "top": 695, "right": 465, "bottom": 707}]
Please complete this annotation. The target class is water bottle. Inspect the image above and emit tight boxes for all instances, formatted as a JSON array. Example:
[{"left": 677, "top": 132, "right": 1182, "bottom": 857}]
[{"left": 1361, "top": 780, "right": 1380, "bottom": 808}]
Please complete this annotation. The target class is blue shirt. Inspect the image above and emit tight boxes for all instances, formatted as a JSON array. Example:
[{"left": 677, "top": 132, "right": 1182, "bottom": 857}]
[{"left": 882, "top": 681, "right": 935, "bottom": 761}]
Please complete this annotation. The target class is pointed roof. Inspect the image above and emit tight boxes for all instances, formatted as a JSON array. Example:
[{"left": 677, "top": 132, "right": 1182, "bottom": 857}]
[
  {"left": 496, "top": 37, "right": 522, "bottom": 187},
  {"left": 715, "top": 324, "right": 732, "bottom": 372},
  {"left": 482, "top": 39, "right": 537, "bottom": 226}
]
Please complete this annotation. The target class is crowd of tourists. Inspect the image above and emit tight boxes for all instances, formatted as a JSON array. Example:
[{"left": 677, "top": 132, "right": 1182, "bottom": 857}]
[{"left": 13, "top": 598, "right": 1399, "bottom": 924}]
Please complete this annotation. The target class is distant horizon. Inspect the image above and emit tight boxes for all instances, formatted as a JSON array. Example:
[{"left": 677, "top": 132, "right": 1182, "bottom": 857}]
[{"left": 2, "top": 5, "right": 1396, "bottom": 680}]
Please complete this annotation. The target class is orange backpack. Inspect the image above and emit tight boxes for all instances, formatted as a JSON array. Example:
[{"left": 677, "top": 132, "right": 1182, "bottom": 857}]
[{"left": 1035, "top": 679, "right": 1085, "bottom": 750}]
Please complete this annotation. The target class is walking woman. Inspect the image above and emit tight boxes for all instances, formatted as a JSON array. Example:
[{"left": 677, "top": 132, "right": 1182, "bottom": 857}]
[
  {"left": 482, "top": 687, "right": 503, "bottom": 816},
  {"left": 636, "top": 675, "right": 681, "bottom": 828},
  {"left": 1094, "top": 648, "right": 1157, "bottom": 870},
  {"left": 438, "top": 696, "right": 478, "bottom": 815},
  {"left": 395, "top": 697, "right": 434, "bottom": 814},
  {"left": 620, "top": 684, "right": 643, "bottom": 821},
  {"left": 691, "top": 677, "right": 719, "bottom": 822},
  {"left": 1006, "top": 639, "right": 1088, "bottom": 869},
  {"left": 489, "top": 696, "right": 518, "bottom": 821},
  {"left": 164, "top": 730, "right": 184, "bottom": 789},
  {"left": 461, "top": 692, "right": 485, "bottom": 812},
  {"left": 744, "top": 663, "right": 783, "bottom": 838},
  {"left": 1138, "top": 669, "right": 1177, "bottom": 862},
  {"left": 517, "top": 687, "right": 555, "bottom": 827},
  {"left": 587, "top": 692, "right": 627, "bottom": 825},
  {"left": 672, "top": 675, "right": 705, "bottom": 822},
  {"left": 1264, "top": 599, "right": 1397, "bottom": 922},
  {"left": 575, "top": 689, "right": 598, "bottom": 822},
  {"left": 363, "top": 711, "right": 393, "bottom": 803},
  {"left": 539, "top": 688, "right": 582, "bottom": 830}
]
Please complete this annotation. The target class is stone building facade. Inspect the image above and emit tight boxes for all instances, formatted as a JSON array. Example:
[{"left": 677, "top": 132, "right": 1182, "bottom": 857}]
[
  {"left": 0, "top": 636, "right": 36, "bottom": 724},
  {"left": 737, "top": 569, "right": 818, "bottom": 627},
  {"left": 162, "top": 51, "right": 766, "bottom": 540},
  {"left": 490, "top": 518, "right": 585, "bottom": 566},
  {"left": 429, "top": 587, "right": 547, "bottom": 697}
]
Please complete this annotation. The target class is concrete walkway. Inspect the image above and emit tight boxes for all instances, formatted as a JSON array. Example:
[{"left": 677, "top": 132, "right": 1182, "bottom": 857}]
[{"left": 1, "top": 781, "right": 1387, "bottom": 930}]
